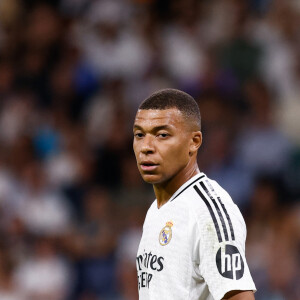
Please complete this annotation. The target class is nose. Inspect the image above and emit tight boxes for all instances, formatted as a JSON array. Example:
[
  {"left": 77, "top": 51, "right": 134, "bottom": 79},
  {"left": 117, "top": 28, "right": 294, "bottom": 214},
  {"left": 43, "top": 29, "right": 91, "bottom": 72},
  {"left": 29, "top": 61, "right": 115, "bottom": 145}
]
[{"left": 141, "top": 134, "right": 155, "bottom": 154}]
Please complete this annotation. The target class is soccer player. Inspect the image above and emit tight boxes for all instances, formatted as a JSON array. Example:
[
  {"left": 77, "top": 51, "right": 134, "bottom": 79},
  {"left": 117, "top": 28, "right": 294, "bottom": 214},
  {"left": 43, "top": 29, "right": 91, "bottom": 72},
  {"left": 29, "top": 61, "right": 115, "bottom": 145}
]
[{"left": 133, "top": 89, "right": 256, "bottom": 300}]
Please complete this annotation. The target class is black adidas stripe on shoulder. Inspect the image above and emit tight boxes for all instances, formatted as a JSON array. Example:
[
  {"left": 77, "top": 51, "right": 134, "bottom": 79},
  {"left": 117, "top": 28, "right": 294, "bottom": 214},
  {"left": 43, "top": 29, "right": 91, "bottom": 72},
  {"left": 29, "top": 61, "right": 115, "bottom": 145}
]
[
  {"left": 193, "top": 180, "right": 235, "bottom": 243},
  {"left": 194, "top": 184, "right": 223, "bottom": 243},
  {"left": 200, "top": 181, "right": 229, "bottom": 241},
  {"left": 171, "top": 175, "right": 205, "bottom": 202}
]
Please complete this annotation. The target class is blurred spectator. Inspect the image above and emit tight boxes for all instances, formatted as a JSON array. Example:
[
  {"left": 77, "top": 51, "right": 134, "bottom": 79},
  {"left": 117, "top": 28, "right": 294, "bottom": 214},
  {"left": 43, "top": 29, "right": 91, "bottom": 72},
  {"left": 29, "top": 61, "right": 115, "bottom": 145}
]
[
  {"left": 245, "top": 177, "right": 300, "bottom": 300},
  {"left": 66, "top": 187, "right": 120, "bottom": 299},
  {"left": 17, "top": 160, "right": 73, "bottom": 236},
  {"left": 0, "top": 245, "right": 21, "bottom": 300},
  {"left": 14, "top": 237, "right": 71, "bottom": 300},
  {"left": 235, "top": 80, "right": 293, "bottom": 177},
  {"left": 73, "top": 0, "right": 151, "bottom": 80}
]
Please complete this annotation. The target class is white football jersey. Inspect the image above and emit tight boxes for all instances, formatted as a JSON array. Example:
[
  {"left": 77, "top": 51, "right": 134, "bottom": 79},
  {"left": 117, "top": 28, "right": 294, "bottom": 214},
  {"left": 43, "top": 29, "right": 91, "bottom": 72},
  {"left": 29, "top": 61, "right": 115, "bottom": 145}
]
[{"left": 136, "top": 172, "right": 256, "bottom": 300}]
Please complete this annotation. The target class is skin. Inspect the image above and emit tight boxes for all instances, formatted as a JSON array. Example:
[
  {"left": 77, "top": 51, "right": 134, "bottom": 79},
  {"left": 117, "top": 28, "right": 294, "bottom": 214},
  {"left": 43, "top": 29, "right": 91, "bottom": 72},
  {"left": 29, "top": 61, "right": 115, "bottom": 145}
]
[
  {"left": 133, "top": 108, "right": 255, "bottom": 300},
  {"left": 223, "top": 290, "right": 255, "bottom": 300}
]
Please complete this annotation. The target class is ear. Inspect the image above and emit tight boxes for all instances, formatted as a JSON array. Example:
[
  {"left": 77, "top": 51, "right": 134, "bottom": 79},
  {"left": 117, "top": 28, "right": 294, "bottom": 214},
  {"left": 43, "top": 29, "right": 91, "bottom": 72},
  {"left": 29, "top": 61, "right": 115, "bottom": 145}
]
[{"left": 189, "top": 131, "right": 202, "bottom": 156}]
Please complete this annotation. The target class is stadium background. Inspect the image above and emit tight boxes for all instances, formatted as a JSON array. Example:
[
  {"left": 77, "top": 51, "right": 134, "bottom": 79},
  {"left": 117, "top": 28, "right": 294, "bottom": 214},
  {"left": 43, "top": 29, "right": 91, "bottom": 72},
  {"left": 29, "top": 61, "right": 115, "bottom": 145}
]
[{"left": 0, "top": 0, "right": 299, "bottom": 299}]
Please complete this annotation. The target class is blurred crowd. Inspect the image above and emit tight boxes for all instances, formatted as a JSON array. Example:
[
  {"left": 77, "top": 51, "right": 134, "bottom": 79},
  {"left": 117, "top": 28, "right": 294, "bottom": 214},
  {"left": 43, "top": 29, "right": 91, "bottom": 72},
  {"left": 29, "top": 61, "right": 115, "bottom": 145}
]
[{"left": 0, "top": 0, "right": 299, "bottom": 299}]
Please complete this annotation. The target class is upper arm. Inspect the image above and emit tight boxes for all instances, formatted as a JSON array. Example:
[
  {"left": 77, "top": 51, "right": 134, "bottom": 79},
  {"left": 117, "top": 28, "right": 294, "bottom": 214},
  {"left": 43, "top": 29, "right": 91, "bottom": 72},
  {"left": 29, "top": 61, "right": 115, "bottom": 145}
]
[
  {"left": 223, "top": 290, "right": 255, "bottom": 300},
  {"left": 192, "top": 179, "right": 256, "bottom": 299}
]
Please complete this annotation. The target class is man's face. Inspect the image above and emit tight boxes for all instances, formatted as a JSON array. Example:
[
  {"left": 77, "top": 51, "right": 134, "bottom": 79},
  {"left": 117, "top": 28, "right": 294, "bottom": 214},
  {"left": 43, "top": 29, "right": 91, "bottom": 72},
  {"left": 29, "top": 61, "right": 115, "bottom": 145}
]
[{"left": 133, "top": 108, "right": 193, "bottom": 185}]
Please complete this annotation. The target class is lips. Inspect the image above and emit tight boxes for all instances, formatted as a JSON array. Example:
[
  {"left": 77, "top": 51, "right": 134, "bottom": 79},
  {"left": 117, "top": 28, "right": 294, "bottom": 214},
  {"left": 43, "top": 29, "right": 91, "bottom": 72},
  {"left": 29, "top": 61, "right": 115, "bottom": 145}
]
[{"left": 140, "top": 161, "right": 159, "bottom": 171}]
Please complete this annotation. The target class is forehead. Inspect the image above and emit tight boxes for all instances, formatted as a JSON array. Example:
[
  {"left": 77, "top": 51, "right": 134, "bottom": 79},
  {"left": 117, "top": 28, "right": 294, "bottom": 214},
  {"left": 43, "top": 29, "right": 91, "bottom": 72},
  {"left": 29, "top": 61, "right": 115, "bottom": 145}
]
[{"left": 134, "top": 108, "right": 185, "bottom": 129}]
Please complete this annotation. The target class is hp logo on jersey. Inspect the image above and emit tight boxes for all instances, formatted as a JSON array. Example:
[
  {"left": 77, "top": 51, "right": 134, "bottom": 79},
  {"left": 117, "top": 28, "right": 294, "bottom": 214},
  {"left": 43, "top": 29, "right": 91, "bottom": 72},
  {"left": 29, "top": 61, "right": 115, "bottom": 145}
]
[{"left": 216, "top": 244, "right": 244, "bottom": 280}]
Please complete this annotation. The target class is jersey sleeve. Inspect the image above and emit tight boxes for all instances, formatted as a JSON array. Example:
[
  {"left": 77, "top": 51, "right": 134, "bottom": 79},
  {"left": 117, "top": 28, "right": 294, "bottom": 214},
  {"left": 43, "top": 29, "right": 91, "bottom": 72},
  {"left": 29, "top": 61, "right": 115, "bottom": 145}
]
[{"left": 191, "top": 180, "right": 256, "bottom": 300}]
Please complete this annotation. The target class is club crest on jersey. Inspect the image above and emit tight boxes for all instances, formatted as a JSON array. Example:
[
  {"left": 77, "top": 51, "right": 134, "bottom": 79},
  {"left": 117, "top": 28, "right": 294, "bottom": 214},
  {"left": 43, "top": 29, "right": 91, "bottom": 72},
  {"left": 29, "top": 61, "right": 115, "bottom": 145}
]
[{"left": 159, "top": 221, "right": 173, "bottom": 246}]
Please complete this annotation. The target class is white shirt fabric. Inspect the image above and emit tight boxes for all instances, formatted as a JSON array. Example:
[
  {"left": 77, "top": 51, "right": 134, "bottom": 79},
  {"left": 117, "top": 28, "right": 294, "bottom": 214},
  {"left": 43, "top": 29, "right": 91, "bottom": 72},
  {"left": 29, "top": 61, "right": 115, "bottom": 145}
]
[{"left": 136, "top": 173, "right": 256, "bottom": 300}]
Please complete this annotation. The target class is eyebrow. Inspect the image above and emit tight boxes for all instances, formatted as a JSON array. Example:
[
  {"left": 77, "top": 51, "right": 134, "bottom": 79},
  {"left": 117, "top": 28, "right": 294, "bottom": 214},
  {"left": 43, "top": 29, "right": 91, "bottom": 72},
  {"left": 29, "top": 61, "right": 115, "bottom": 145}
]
[{"left": 133, "top": 124, "right": 173, "bottom": 132}]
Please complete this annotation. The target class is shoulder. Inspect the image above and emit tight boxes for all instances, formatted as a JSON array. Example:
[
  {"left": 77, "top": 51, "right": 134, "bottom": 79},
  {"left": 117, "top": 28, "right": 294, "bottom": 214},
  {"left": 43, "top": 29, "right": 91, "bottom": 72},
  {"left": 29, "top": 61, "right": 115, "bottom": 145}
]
[
  {"left": 175, "top": 175, "right": 255, "bottom": 299},
  {"left": 176, "top": 174, "right": 246, "bottom": 243},
  {"left": 183, "top": 174, "right": 243, "bottom": 217}
]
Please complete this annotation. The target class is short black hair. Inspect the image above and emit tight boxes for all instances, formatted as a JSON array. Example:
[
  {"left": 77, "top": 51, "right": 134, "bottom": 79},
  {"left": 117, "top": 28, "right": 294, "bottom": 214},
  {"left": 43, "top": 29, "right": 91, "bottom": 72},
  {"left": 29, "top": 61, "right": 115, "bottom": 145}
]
[{"left": 139, "top": 88, "right": 201, "bottom": 130}]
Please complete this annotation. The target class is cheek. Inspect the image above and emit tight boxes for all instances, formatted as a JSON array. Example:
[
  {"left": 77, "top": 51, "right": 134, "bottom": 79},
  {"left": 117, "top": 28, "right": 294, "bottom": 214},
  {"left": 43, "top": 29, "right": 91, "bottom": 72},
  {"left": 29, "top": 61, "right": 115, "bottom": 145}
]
[{"left": 161, "top": 140, "right": 190, "bottom": 167}]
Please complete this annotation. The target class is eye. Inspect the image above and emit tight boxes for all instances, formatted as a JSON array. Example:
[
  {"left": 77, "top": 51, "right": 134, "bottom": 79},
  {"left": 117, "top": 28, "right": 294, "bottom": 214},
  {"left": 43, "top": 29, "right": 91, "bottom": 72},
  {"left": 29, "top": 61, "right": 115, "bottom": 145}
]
[
  {"left": 157, "top": 133, "right": 169, "bottom": 138},
  {"left": 134, "top": 132, "right": 144, "bottom": 138}
]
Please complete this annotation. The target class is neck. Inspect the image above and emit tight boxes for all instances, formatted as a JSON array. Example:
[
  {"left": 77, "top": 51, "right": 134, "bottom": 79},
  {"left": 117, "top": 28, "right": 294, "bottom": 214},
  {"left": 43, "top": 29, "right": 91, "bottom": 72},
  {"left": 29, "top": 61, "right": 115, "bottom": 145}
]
[{"left": 153, "top": 161, "right": 200, "bottom": 209}]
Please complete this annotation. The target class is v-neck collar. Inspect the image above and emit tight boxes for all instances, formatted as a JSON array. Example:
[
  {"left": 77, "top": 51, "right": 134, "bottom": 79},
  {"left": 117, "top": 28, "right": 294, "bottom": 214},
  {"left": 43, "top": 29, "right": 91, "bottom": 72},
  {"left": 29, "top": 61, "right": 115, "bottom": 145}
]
[{"left": 155, "top": 172, "right": 205, "bottom": 210}]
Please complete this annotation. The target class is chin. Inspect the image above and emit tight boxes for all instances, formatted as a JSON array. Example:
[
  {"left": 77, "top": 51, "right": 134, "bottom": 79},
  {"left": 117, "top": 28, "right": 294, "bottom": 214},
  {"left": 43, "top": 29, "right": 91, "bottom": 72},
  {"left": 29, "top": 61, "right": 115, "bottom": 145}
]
[{"left": 141, "top": 173, "right": 162, "bottom": 184}]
